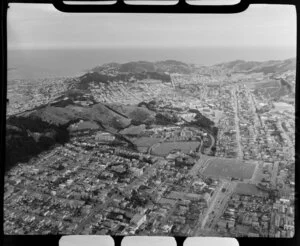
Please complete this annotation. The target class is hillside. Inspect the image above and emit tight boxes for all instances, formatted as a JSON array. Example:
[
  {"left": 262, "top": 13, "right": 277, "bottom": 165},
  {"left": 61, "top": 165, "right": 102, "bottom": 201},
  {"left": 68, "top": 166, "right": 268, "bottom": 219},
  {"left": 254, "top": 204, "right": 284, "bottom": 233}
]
[
  {"left": 77, "top": 70, "right": 171, "bottom": 90},
  {"left": 107, "top": 104, "right": 156, "bottom": 125},
  {"left": 5, "top": 94, "right": 158, "bottom": 171},
  {"left": 253, "top": 78, "right": 294, "bottom": 100},
  {"left": 214, "top": 58, "right": 296, "bottom": 74},
  {"left": 119, "top": 61, "right": 156, "bottom": 73},
  {"left": 92, "top": 60, "right": 191, "bottom": 74},
  {"left": 155, "top": 60, "right": 192, "bottom": 74},
  {"left": 6, "top": 116, "right": 70, "bottom": 172},
  {"left": 78, "top": 72, "right": 111, "bottom": 89},
  {"left": 83, "top": 59, "right": 194, "bottom": 89},
  {"left": 7, "top": 57, "right": 294, "bottom": 172}
]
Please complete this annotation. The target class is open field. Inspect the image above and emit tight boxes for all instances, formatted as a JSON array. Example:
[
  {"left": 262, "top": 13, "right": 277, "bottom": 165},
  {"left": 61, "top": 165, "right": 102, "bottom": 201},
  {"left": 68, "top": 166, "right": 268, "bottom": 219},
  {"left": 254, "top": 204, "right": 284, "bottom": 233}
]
[
  {"left": 132, "top": 137, "right": 162, "bottom": 147},
  {"left": 234, "top": 183, "right": 269, "bottom": 197},
  {"left": 272, "top": 102, "right": 294, "bottom": 112},
  {"left": 245, "top": 80, "right": 280, "bottom": 89},
  {"left": 151, "top": 141, "right": 200, "bottom": 157},
  {"left": 119, "top": 124, "right": 146, "bottom": 136},
  {"left": 203, "top": 158, "right": 255, "bottom": 179},
  {"left": 68, "top": 120, "right": 99, "bottom": 132}
]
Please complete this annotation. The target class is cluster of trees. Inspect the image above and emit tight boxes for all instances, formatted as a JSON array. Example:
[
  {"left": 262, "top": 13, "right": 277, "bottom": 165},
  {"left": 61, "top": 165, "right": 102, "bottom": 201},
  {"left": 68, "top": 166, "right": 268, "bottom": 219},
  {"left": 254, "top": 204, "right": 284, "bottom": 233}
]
[
  {"left": 188, "top": 109, "right": 218, "bottom": 135},
  {"left": 51, "top": 90, "right": 97, "bottom": 107},
  {"left": 119, "top": 61, "right": 156, "bottom": 73},
  {"left": 155, "top": 112, "right": 180, "bottom": 125},
  {"left": 211, "top": 126, "right": 218, "bottom": 138},
  {"left": 144, "top": 71, "right": 171, "bottom": 82},
  {"left": 138, "top": 100, "right": 159, "bottom": 112},
  {"left": 156, "top": 60, "right": 192, "bottom": 74},
  {"left": 78, "top": 72, "right": 110, "bottom": 89},
  {"left": 5, "top": 115, "right": 70, "bottom": 172},
  {"left": 130, "top": 189, "right": 149, "bottom": 207},
  {"left": 193, "top": 112, "right": 214, "bottom": 128},
  {"left": 127, "top": 108, "right": 155, "bottom": 126}
]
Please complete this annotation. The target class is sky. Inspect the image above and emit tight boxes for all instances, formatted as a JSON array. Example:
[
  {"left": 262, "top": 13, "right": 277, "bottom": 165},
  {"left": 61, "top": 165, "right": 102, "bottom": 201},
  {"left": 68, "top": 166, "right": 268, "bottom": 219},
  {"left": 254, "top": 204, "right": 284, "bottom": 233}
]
[{"left": 7, "top": 3, "right": 296, "bottom": 50}]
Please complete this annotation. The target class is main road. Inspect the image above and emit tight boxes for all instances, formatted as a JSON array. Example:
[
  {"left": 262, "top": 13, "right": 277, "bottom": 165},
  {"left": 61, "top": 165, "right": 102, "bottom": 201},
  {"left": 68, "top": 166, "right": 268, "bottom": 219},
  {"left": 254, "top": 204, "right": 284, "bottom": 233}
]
[
  {"left": 191, "top": 179, "right": 229, "bottom": 236},
  {"left": 191, "top": 180, "right": 237, "bottom": 236},
  {"left": 232, "top": 86, "right": 243, "bottom": 160},
  {"left": 204, "top": 181, "right": 237, "bottom": 230},
  {"left": 188, "top": 155, "right": 211, "bottom": 177}
]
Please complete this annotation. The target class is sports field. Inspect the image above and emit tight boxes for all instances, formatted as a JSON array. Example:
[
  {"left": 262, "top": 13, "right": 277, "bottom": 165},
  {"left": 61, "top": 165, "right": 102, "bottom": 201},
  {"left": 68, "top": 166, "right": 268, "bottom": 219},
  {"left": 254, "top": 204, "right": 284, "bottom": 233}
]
[
  {"left": 133, "top": 137, "right": 162, "bottom": 147},
  {"left": 203, "top": 158, "right": 255, "bottom": 179},
  {"left": 234, "top": 183, "right": 268, "bottom": 197},
  {"left": 151, "top": 141, "right": 200, "bottom": 157}
]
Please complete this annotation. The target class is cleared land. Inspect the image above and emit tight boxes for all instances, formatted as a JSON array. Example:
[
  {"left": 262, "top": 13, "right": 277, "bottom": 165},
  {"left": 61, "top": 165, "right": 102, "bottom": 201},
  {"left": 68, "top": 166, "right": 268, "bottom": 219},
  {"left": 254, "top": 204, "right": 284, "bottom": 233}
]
[
  {"left": 272, "top": 102, "right": 294, "bottom": 112},
  {"left": 68, "top": 121, "right": 99, "bottom": 132},
  {"left": 234, "top": 183, "right": 269, "bottom": 197},
  {"left": 151, "top": 141, "right": 200, "bottom": 157},
  {"left": 133, "top": 137, "right": 162, "bottom": 147},
  {"left": 119, "top": 124, "right": 146, "bottom": 136},
  {"left": 203, "top": 158, "right": 255, "bottom": 180}
]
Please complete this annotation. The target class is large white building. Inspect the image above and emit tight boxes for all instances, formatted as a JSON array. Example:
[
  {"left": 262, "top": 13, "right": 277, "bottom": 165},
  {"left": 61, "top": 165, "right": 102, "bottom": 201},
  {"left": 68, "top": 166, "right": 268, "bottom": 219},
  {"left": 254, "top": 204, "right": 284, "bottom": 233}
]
[{"left": 130, "top": 214, "right": 147, "bottom": 229}]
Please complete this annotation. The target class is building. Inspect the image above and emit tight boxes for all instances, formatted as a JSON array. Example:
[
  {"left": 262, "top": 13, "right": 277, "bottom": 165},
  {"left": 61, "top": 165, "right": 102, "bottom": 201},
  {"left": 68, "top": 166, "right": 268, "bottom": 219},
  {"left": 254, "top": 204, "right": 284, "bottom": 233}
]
[
  {"left": 95, "top": 132, "right": 115, "bottom": 142},
  {"left": 131, "top": 167, "right": 143, "bottom": 176},
  {"left": 130, "top": 214, "right": 147, "bottom": 228}
]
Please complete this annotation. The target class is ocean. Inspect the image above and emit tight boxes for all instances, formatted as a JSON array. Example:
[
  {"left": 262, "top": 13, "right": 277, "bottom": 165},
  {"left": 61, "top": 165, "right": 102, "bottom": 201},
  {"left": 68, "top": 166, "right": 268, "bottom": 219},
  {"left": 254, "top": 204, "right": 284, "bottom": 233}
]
[{"left": 7, "top": 46, "right": 296, "bottom": 80}]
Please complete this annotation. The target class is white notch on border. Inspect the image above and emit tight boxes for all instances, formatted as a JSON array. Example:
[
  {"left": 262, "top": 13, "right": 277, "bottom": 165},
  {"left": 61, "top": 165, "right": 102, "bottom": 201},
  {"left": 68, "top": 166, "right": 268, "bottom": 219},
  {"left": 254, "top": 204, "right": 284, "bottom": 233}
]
[
  {"left": 186, "top": 0, "right": 241, "bottom": 5},
  {"left": 59, "top": 235, "right": 114, "bottom": 246},
  {"left": 63, "top": 1, "right": 117, "bottom": 5},
  {"left": 61, "top": 0, "right": 241, "bottom": 6},
  {"left": 184, "top": 237, "right": 239, "bottom": 246},
  {"left": 124, "top": 0, "right": 179, "bottom": 5},
  {"left": 122, "top": 236, "right": 177, "bottom": 246}
]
